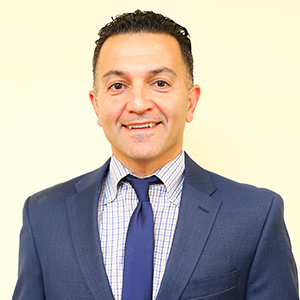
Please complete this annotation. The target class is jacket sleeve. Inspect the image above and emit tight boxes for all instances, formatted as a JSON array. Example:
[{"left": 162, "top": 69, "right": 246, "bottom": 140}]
[
  {"left": 12, "top": 197, "right": 45, "bottom": 300},
  {"left": 246, "top": 193, "right": 299, "bottom": 299}
]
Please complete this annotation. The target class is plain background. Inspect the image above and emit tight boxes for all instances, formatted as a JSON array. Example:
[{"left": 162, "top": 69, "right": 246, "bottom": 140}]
[{"left": 1, "top": 0, "right": 299, "bottom": 298}]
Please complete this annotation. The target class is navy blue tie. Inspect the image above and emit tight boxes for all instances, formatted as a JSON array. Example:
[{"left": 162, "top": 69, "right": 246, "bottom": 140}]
[{"left": 122, "top": 175, "right": 161, "bottom": 300}]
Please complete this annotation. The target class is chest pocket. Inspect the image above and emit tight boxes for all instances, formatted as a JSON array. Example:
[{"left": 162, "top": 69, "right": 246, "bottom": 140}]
[{"left": 180, "top": 269, "right": 240, "bottom": 299}]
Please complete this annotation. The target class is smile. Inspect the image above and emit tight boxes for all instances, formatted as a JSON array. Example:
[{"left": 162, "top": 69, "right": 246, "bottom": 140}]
[{"left": 124, "top": 122, "right": 160, "bottom": 129}]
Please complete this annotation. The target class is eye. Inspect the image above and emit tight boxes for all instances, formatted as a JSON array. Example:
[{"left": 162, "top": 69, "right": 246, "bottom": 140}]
[
  {"left": 109, "top": 82, "right": 124, "bottom": 90},
  {"left": 154, "top": 80, "right": 169, "bottom": 88}
]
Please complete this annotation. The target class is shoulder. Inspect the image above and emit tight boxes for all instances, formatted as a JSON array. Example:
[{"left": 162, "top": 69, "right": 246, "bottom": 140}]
[
  {"left": 208, "top": 169, "right": 283, "bottom": 216},
  {"left": 26, "top": 159, "right": 110, "bottom": 209},
  {"left": 185, "top": 153, "right": 282, "bottom": 211},
  {"left": 185, "top": 154, "right": 286, "bottom": 244},
  {"left": 209, "top": 170, "right": 279, "bottom": 200}
]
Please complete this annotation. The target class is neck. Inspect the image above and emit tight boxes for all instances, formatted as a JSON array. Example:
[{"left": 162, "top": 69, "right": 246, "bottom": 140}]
[{"left": 112, "top": 151, "right": 182, "bottom": 178}]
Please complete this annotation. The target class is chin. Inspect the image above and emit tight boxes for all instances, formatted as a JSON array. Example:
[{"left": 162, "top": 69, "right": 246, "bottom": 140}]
[{"left": 128, "top": 151, "right": 158, "bottom": 162}]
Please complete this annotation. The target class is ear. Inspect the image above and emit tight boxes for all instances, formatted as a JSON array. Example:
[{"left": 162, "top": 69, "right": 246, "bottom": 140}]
[
  {"left": 89, "top": 90, "right": 103, "bottom": 127},
  {"left": 186, "top": 84, "right": 201, "bottom": 123}
]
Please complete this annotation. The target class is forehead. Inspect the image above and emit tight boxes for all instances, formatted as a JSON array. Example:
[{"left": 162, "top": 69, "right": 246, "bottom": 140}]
[{"left": 96, "top": 33, "right": 186, "bottom": 75}]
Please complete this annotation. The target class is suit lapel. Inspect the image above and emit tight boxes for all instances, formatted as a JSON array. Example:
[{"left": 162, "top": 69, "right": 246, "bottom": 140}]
[
  {"left": 65, "top": 160, "right": 115, "bottom": 300},
  {"left": 157, "top": 154, "right": 222, "bottom": 300}
]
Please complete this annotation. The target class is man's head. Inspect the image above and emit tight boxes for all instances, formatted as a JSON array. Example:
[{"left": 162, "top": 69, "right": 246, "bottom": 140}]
[
  {"left": 90, "top": 11, "right": 200, "bottom": 176},
  {"left": 92, "top": 10, "right": 194, "bottom": 89}
]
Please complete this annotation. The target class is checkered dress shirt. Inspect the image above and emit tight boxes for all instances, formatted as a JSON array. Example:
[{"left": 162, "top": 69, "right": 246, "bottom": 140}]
[{"left": 98, "top": 152, "right": 184, "bottom": 300}]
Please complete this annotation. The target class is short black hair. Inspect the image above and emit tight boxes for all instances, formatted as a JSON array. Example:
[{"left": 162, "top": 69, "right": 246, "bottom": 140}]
[{"left": 92, "top": 10, "right": 193, "bottom": 87}]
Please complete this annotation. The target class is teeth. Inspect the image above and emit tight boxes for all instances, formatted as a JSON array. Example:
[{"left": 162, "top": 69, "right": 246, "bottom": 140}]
[{"left": 127, "top": 122, "right": 157, "bottom": 129}]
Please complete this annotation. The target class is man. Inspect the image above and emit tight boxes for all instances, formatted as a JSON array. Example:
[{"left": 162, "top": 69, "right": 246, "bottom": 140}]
[{"left": 13, "top": 10, "right": 298, "bottom": 300}]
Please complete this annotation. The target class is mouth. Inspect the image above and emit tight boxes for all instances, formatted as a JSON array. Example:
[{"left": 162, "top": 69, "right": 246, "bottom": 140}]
[{"left": 123, "top": 122, "right": 161, "bottom": 129}]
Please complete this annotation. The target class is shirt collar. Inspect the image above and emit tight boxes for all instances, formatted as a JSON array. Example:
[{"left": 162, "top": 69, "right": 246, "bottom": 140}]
[
  {"left": 154, "top": 152, "right": 184, "bottom": 205},
  {"left": 104, "top": 155, "right": 130, "bottom": 205},
  {"left": 105, "top": 152, "right": 185, "bottom": 205}
]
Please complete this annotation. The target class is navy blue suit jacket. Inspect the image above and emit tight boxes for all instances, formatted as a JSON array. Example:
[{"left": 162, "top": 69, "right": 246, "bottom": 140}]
[{"left": 13, "top": 154, "right": 299, "bottom": 299}]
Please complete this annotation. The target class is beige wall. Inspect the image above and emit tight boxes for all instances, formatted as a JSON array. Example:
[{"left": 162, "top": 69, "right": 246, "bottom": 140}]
[{"left": 1, "top": 0, "right": 299, "bottom": 298}]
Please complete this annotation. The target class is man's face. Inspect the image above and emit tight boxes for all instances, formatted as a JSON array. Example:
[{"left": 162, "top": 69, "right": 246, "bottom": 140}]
[{"left": 90, "top": 33, "right": 200, "bottom": 175}]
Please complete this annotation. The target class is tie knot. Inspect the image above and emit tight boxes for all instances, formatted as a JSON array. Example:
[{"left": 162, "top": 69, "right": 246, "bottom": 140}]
[{"left": 123, "top": 175, "right": 162, "bottom": 202}]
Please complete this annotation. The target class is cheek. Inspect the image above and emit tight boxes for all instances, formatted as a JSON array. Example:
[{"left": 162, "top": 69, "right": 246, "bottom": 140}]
[
  {"left": 168, "top": 100, "right": 189, "bottom": 121},
  {"left": 97, "top": 102, "right": 122, "bottom": 129},
  {"left": 155, "top": 99, "right": 187, "bottom": 126}
]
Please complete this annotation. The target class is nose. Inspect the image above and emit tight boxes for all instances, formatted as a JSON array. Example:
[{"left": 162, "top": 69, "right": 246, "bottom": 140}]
[{"left": 125, "top": 84, "right": 153, "bottom": 114}]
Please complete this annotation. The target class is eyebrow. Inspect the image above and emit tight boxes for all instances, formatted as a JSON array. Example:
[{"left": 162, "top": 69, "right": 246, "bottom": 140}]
[
  {"left": 102, "top": 70, "right": 128, "bottom": 81},
  {"left": 101, "top": 67, "right": 177, "bottom": 82},
  {"left": 149, "top": 67, "right": 177, "bottom": 78}
]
